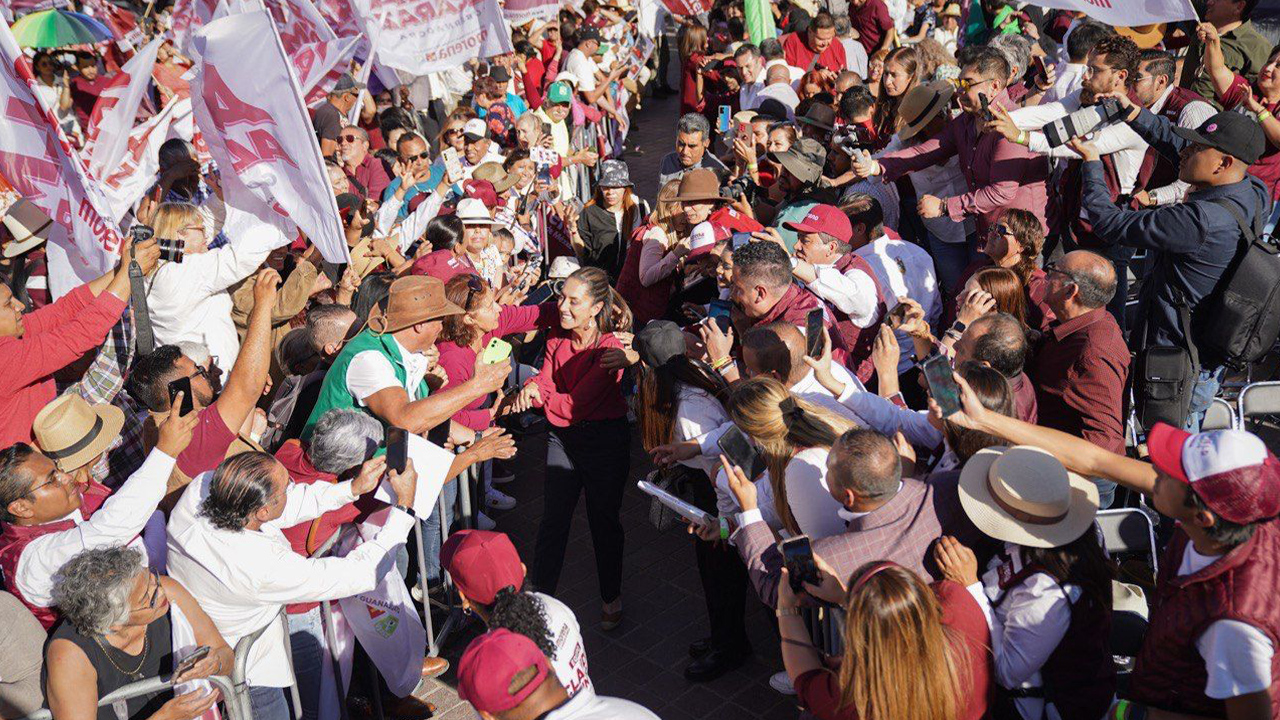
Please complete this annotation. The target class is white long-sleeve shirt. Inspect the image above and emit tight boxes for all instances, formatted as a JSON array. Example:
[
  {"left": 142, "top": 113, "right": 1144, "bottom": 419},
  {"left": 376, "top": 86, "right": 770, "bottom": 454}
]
[
  {"left": 834, "top": 380, "right": 942, "bottom": 450},
  {"left": 1144, "top": 86, "right": 1217, "bottom": 206},
  {"left": 968, "top": 544, "right": 1077, "bottom": 720},
  {"left": 674, "top": 384, "right": 730, "bottom": 479},
  {"left": 1010, "top": 90, "right": 1148, "bottom": 195},
  {"left": 145, "top": 207, "right": 281, "bottom": 367},
  {"left": 376, "top": 190, "right": 447, "bottom": 253},
  {"left": 802, "top": 259, "right": 879, "bottom": 327},
  {"left": 16, "top": 448, "right": 177, "bottom": 608},
  {"left": 167, "top": 472, "right": 415, "bottom": 687},
  {"left": 854, "top": 235, "right": 938, "bottom": 372}
]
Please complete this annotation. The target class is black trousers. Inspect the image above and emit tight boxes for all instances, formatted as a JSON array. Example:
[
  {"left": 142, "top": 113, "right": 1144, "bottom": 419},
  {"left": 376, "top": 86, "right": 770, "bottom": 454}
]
[
  {"left": 532, "top": 418, "right": 631, "bottom": 602},
  {"left": 688, "top": 470, "right": 751, "bottom": 653}
]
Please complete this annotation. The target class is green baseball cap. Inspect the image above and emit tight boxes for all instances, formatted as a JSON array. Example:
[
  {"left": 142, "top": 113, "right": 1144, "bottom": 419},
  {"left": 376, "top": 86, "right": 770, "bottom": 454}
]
[{"left": 547, "top": 81, "right": 572, "bottom": 104}]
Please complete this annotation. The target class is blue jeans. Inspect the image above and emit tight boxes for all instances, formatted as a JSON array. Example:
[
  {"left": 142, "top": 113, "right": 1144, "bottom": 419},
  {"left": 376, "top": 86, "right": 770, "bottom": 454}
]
[
  {"left": 287, "top": 608, "right": 332, "bottom": 720},
  {"left": 1184, "top": 366, "right": 1226, "bottom": 432},
  {"left": 248, "top": 685, "right": 292, "bottom": 720},
  {"left": 420, "top": 480, "right": 457, "bottom": 583},
  {"left": 926, "top": 231, "right": 973, "bottom": 298}
]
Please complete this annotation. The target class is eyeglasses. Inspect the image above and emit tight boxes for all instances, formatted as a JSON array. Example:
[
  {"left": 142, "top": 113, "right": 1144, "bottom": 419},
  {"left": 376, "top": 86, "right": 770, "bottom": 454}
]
[
  {"left": 955, "top": 77, "right": 994, "bottom": 92},
  {"left": 1132, "top": 74, "right": 1155, "bottom": 84},
  {"left": 987, "top": 223, "right": 1014, "bottom": 239},
  {"left": 339, "top": 133, "right": 362, "bottom": 143},
  {"left": 463, "top": 274, "right": 486, "bottom": 307},
  {"left": 25, "top": 468, "right": 71, "bottom": 497},
  {"left": 1044, "top": 262, "right": 1077, "bottom": 284}
]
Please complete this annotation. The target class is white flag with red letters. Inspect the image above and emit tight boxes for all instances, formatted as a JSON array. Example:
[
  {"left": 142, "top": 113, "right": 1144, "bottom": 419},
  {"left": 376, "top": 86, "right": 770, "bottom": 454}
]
[
  {"left": 98, "top": 98, "right": 191, "bottom": 223},
  {"left": 372, "top": 0, "right": 513, "bottom": 75},
  {"left": 1019, "top": 0, "right": 1196, "bottom": 27},
  {"left": 0, "top": 22, "right": 122, "bottom": 296},
  {"left": 86, "top": 37, "right": 163, "bottom": 185},
  {"left": 191, "top": 9, "right": 348, "bottom": 262}
]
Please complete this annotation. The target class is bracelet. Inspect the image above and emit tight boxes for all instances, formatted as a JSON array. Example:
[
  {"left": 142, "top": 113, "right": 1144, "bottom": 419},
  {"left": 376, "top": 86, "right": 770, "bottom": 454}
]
[
  {"left": 1261, "top": 109, "right": 1274, "bottom": 122},
  {"left": 776, "top": 607, "right": 802, "bottom": 617},
  {"left": 746, "top": 162, "right": 758, "bottom": 170},
  {"left": 711, "top": 356, "right": 733, "bottom": 371},
  {"left": 1016, "top": 130, "right": 1030, "bottom": 146}
]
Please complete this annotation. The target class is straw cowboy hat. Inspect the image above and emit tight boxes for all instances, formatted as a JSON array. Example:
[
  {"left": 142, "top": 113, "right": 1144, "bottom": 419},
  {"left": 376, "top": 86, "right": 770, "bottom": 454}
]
[
  {"left": 33, "top": 394, "right": 125, "bottom": 472},
  {"left": 472, "top": 162, "right": 520, "bottom": 194},
  {"left": 1115, "top": 24, "right": 1166, "bottom": 50},
  {"left": 958, "top": 445, "right": 1100, "bottom": 548},
  {"left": 898, "top": 81, "right": 956, "bottom": 142},
  {"left": 368, "top": 276, "right": 465, "bottom": 335}
]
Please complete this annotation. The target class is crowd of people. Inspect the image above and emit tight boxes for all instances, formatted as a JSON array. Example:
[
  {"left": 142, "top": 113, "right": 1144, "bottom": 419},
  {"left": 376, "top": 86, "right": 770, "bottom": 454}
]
[{"left": 2, "top": 0, "right": 1280, "bottom": 719}]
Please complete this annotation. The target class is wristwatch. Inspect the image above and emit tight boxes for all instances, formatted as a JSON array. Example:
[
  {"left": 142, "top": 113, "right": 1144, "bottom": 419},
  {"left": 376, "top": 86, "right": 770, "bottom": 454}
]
[
  {"left": 395, "top": 504, "right": 417, "bottom": 518},
  {"left": 776, "top": 607, "right": 802, "bottom": 618}
]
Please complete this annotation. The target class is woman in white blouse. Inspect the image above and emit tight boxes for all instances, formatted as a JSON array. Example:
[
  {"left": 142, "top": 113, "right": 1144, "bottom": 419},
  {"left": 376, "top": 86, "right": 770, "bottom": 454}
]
[
  {"left": 634, "top": 320, "right": 753, "bottom": 679},
  {"left": 935, "top": 446, "right": 1115, "bottom": 720},
  {"left": 144, "top": 203, "right": 276, "bottom": 368},
  {"left": 726, "top": 378, "right": 855, "bottom": 541}
]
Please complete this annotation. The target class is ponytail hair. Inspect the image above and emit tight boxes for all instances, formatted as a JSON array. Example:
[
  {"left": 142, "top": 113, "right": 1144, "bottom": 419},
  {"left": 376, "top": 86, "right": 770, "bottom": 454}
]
[
  {"left": 567, "top": 266, "right": 633, "bottom": 334},
  {"left": 486, "top": 587, "right": 556, "bottom": 658}
]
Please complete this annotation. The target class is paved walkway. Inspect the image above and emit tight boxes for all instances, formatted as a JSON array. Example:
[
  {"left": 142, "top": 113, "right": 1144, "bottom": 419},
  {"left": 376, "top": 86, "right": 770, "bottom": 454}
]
[{"left": 415, "top": 77, "right": 797, "bottom": 720}]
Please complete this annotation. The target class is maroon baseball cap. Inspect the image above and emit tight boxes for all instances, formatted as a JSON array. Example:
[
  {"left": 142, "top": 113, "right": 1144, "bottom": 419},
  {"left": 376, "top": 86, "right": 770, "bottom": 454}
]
[
  {"left": 784, "top": 204, "right": 853, "bottom": 245},
  {"left": 440, "top": 530, "right": 525, "bottom": 605},
  {"left": 457, "top": 629, "right": 550, "bottom": 713},
  {"left": 1148, "top": 422, "right": 1280, "bottom": 524},
  {"left": 462, "top": 179, "right": 499, "bottom": 209}
]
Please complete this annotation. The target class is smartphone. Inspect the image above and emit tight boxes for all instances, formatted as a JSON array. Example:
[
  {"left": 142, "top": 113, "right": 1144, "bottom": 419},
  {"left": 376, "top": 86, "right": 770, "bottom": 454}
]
[
  {"left": 717, "top": 105, "right": 732, "bottom": 134},
  {"left": 780, "top": 535, "right": 821, "bottom": 595},
  {"left": 978, "top": 93, "right": 993, "bottom": 123},
  {"left": 717, "top": 425, "right": 760, "bottom": 477},
  {"left": 167, "top": 376, "right": 194, "bottom": 416},
  {"left": 173, "top": 645, "right": 210, "bottom": 679},
  {"left": 1031, "top": 55, "right": 1047, "bottom": 84},
  {"left": 442, "top": 147, "right": 464, "bottom": 183},
  {"left": 535, "top": 165, "right": 553, "bottom": 186},
  {"left": 385, "top": 426, "right": 408, "bottom": 474},
  {"left": 481, "top": 337, "right": 513, "bottom": 365},
  {"left": 730, "top": 231, "right": 753, "bottom": 250},
  {"left": 805, "top": 308, "right": 825, "bottom": 358},
  {"left": 922, "top": 353, "right": 962, "bottom": 418},
  {"left": 708, "top": 298, "right": 733, "bottom": 333}
]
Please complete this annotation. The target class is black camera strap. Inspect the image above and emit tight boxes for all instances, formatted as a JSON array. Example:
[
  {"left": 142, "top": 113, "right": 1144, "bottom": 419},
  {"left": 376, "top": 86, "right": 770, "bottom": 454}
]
[{"left": 128, "top": 257, "right": 155, "bottom": 355}]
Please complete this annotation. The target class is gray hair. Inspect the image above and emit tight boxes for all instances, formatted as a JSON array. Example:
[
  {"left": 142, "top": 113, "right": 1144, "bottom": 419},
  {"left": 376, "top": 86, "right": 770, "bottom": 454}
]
[
  {"left": 199, "top": 452, "right": 280, "bottom": 532},
  {"left": 676, "top": 113, "right": 710, "bottom": 141},
  {"left": 734, "top": 43, "right": 761, "bottom": 62},
  {"left": 310, "top": 409, "right": 384, "bottom": 475},
  {"left": 988, "top": 34, "right": 1032, "bottom": 78},
  {"left": 51, "top": 546, "right": 145, "bottom": 637},
  {"left": 833, "top": 14, "right": 852, "bottom": 37},
  {"left": 759, "top": 37, "right": 784, "bottom": 61}
]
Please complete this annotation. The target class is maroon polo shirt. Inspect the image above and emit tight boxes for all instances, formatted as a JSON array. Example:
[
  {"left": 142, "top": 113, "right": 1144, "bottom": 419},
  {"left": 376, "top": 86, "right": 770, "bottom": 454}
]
[
  {"left": 1009, "top": 372, "right": 1038, "bottom": 424},
  {"left": 346, "top": 153, "right": 391, "bottom": 202},
  {"left": 849, "top": 0, "right": 894, "bottom": 54},
  {"left": 1029, "top": 308, "right": 1131, "bottom": 455}
]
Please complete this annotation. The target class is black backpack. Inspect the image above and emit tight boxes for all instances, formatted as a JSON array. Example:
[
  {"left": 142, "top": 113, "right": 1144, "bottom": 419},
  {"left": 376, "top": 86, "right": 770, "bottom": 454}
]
[{"left": 1193, "top": 197, "right": 1280, "bottom": 369}]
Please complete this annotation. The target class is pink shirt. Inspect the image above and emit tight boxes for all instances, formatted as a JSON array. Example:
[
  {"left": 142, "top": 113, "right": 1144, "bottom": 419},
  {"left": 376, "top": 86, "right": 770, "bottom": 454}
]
[
  {"left": 436, "top": 303, "right": 559, "bottom": 430},
  {"left": 534, "top": 329, "right": 627, "bottom": 427},
  {"left": 411, "top": 249, "right": 476, "bottom": 282},
  {"left": 877, "top": 91, "right": 1051, "bottom": 234}
]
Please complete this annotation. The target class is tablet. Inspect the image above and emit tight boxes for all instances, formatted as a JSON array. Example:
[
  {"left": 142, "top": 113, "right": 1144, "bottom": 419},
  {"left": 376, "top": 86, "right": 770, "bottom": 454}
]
[{"left": 637, "top": 480, "right": 716, "bottom": 530}]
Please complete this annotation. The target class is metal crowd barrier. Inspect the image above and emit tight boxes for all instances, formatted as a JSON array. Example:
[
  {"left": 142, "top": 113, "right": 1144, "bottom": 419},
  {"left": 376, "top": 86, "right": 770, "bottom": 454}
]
[{"left": 26, "top": 663, "right": 243, "bottom": 720}]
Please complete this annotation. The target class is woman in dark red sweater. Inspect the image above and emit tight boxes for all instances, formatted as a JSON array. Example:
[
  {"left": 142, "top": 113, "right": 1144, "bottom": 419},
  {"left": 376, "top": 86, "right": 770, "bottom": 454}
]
[
  {"left": 779, "top": 560, "right": 992, "bottom": 720},
  {"left": 514, "top": 266, "right": 633, "bottom": 630}
]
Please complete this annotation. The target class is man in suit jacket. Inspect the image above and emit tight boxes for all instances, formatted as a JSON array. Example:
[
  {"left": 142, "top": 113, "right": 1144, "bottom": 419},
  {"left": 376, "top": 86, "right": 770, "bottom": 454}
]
[{"left": 727, "top": 429, "right": 983, "bottom": 607}]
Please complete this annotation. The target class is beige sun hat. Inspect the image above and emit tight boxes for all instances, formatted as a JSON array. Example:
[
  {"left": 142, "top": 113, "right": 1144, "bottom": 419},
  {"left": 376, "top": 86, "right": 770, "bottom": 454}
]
[
  {"left": 958, "top": 445, "right": 1100, "bottom": 549},
  {"left": 33, "top": 394, "right": 125, "bottom": 472}
]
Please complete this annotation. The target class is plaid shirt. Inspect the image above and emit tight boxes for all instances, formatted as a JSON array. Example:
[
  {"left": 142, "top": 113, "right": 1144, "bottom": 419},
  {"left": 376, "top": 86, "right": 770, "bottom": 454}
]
[
  {"left": 732, "top": 472, "right": 987, "bottom": 608},
  {"left": 58, "top": 309, "right": 150, "bottom": 486}
]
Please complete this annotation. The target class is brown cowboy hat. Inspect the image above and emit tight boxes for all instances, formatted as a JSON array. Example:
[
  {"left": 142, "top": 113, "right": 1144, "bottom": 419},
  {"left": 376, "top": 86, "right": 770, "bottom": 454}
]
[
  {"left": 33, "top": 394, "right": 125, "bottom": 472},
  {"left": 368, "top": 275, "right": 465, "bottom": 335},
  {"left": 672, "top": 168, "right": 726, "bottom": 203}
]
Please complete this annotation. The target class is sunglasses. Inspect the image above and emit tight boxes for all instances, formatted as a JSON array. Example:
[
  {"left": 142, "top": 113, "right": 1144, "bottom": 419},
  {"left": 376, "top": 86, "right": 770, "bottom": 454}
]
[
  {"left": 138, "top": 570, "right": 162, "bottom": 611},
  {"left": 402, "top": 151, "right": 430, "bottom": 162},
  {"left": 463, "top": 274, "right": 486, "bottom": 307},
  {"left": 987, "top": 223, "right": 1014, "bottom": 238},
  {"left": 955, "top": 77, "right": 993, "bottom": 92},
  {"left": 339, "top": 133, "right": 362, "bottom": 143}
]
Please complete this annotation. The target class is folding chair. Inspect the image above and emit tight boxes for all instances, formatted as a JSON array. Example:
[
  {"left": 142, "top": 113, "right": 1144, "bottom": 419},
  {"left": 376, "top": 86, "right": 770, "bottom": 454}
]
[
  {"left": 1096, "top": 508, "right": 1158, "bottom": 576},
  {"left": 1237, "top": 381, "right": 1280, "bottom": 433},
  {"left": 1202, "top": 397, "right": 1237, "bottom": 431}
]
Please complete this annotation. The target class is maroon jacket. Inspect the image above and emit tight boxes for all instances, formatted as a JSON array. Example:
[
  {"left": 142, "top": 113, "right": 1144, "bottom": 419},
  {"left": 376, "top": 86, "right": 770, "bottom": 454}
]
[
  {"left": 752, "top": 283, "right": 828, "bottom": 331},
  {"left": 1130, "top": 522, "right": 1280, "bottom": 719},
  {"left": 992, "top": 555, "right": 1116, "bottom": 720},
  {"left": 0, "top": 482, "right": 111, "bottom": 629},
  {"left": 615, "top": 224, "right": 674, "bottom": 329},
  {"left": 827, "top": 253, "right": 887, "bottom": 384}
]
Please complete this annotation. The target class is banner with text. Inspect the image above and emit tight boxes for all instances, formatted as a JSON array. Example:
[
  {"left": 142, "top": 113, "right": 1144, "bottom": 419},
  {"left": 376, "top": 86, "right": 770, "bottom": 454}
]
[
  {"left": 502, "top": 0, "right": 559, "bottom": 26},
  {"left": 99, "top": 98, "right": 190, "bottom": 223},
  {"left": 374, "top": 0, "right": 513, "bottom": 75},
  {"left": 1020, "top": 0, "right": 1196, "bottom": 27},
  {"left": 192, "top": 10, "right": 349, "bottom": 262},
  {"left": 0, "top": 23, "right": 121, "bottom": 296}
]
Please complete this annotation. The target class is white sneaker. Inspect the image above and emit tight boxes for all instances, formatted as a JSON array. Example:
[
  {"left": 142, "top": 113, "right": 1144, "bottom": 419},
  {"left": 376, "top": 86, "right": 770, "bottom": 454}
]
[
  {"left": 486, "top": 487, "right": 517, "bottom": 511},
  {"left": 768, "top": 671, "right": 796, "bottom": 695},
  {"left": 476, "top": 512, "right": 496, "bottom": 530},
  {"left": 411, "top": 584, "right": 424, "bottom": 603}
]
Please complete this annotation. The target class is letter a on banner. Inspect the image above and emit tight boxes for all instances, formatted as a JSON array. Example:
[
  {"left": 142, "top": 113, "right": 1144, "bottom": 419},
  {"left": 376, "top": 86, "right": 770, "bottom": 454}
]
[
  {"left": 1017, "top": 0, "right": 1196, "bottom": 26},
  {"left": 0, "top": 22, "right": 122, "bottom": 297},
  {"left": 192, "top": 10, "right": 349, "bottom": 263}
]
